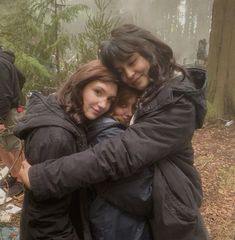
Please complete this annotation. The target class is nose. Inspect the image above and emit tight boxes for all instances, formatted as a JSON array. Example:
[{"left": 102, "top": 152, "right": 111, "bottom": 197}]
[
  {"left": 98, "top": 98, "right": 108, "bottom": 110},
  {"left": 126, "top": 106, "right": 133, "bottom": 117},
  {"left": 124, "top": 67, "right": 134, "bottom": 80}
]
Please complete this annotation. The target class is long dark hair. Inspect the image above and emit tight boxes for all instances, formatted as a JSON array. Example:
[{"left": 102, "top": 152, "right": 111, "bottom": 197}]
[
  {"left": 100, "top": 24, "right": 187, "bottom": 85},
  {"left": 56, "top": 59, "right": 118, "bottom": 123}
]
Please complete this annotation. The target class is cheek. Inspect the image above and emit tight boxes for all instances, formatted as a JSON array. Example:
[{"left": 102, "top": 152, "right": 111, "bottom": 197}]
[
  {"left": 122, "top": 78, "right": 132, "bottom": 87},
  {"left": 113, "top": 107, "right": 125, "bottom": 116},
  {"left": 84, "top": 89, "right": 96, "bottom": 102},
  {"left": 145, "top": 62, "right": 151, "bottom": 73},
  {"left": 82, "top": 102, "right": 88, "bottom": 115},
  {"left": 82, "top": 96, "right": 88, "bottom": 110},
  {"left": 119, "top": 73, "right": 128, "bottom": 84},
  {"left": 82, "top": 92, "right": 93, "bottom": 111}
]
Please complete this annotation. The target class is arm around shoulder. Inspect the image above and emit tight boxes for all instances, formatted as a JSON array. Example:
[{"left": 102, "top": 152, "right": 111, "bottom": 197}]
[{"left": 29, "top": 97, "right": 196, "bottom": 199}]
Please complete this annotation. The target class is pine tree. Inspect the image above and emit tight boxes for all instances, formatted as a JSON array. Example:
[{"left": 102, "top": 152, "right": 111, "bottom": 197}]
[
  {"left": 75, "top": 0, "right": 119, "bottom": 64},
  {"left": 0, "top": 0, "right": 87, "bottom": 93}
]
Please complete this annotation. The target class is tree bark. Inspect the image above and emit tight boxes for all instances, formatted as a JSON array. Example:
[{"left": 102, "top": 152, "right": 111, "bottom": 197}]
[{"left": 207, "top": 0, "right": 235, "bottom": 117}]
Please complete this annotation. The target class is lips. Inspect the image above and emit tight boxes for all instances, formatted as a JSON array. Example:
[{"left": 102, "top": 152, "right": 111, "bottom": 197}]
[
  {"left": 124, "top": 118, "right": 131, "bottom": 124},
  {"left": 91, "top": 107, "right": 103, "bottom": 116},
  {"left": 129, "top": 75, "right": 141, "bottom": 86},
  {"left": 123, "top": 115, "right": 132, "bottom": 122}
]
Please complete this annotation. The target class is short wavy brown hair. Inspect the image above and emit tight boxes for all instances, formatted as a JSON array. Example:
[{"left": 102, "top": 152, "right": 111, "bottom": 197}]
[
  {"left": 56, "top": 59, "right": 119, "bottom": 123},
  {"left": 109, "top": 84, "right": 140, "bottom": 113}
]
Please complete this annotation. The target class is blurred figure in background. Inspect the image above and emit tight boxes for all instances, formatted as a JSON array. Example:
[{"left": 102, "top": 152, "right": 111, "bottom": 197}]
[
  {"left": 196, "top": 38, "right": 207, "bottom": 66},
  {"left": 0, "top": 49, "right": 25, "bottom": 197}
]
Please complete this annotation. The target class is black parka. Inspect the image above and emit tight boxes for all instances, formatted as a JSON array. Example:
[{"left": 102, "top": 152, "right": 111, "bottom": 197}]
[
  {"left": 28, "top": 73, "right": 208, "bottom": 240},
  {"left": 14, "top": 92, "right": 87, "bottom": 240}
]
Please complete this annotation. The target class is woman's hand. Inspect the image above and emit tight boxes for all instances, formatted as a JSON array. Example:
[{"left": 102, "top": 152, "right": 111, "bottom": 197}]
[{"left": 17, "top": 160, "right": 31, "bottom": 188}]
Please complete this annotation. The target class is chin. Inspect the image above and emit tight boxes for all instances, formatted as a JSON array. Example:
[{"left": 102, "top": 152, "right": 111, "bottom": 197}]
[
  {"left": 85, "top": 114, "right": 97, "bottom": 120},
  {"left": 136, "top": 85, "right": 146, "bottom": 91}
]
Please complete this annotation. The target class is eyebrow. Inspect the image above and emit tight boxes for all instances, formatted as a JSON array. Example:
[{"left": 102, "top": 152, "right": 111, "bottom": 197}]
[{"left": 95, "top": 85, "right": 117, "bottom": 98}]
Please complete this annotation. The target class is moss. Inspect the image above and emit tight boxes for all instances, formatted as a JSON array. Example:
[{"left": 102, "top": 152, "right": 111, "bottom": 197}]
[{"left": 206, "top": 100, "right": 218, "bottom": 121}]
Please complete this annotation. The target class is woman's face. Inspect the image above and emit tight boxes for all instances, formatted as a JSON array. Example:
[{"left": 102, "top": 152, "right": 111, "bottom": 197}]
[
  {"left": 112, "top": 95, "right": 138, "bottom": 125},
  {"left": 113, "top": 53, "right": 151, "bottom": 90},
  {"left": 82, "top": 80, "right": 117, "bottom": 120}
]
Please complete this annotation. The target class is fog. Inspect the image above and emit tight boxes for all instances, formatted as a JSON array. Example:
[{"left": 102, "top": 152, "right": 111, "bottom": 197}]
[{"left": 65, "top": 0, "right": 214, "bottom": 65}]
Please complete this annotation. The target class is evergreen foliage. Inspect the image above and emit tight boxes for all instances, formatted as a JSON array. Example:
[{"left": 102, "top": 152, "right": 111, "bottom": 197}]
[
  {"left": 75, "top": 0, "right": 119, "bottom": 64},
  {"left": 0, "top": 0, "right": 87, "bottom": 94},
  {"left": 0, "top": 0, "right": 118, "bottom": 95}
]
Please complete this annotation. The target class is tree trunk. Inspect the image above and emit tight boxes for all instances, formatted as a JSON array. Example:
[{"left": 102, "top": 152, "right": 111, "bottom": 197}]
[{"left": 207, "top": 0, "right": 235, "bottom": 118}]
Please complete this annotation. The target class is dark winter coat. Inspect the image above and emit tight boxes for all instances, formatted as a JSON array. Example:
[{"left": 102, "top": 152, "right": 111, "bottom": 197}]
[
  {"left": 28, "top": 71, "right": 208, "bottom": 240},
  {"left": 87, "top": 117, "right": 152, "bottom": 240},
  {"left": 0, "top": 50, "right": 25, "bottom": 119},
  {"left": 14, "top": 92, "right": 87, "bottom": 240}
]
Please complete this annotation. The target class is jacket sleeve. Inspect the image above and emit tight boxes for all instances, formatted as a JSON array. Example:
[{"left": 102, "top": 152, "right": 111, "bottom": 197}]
[
  {"left": 29, "top": 96, "right": 196, "bottom": 200},
  {"left": 23, "top": 127, "right": 81, "bottom": 239},
  {"left": 26, "top": 126, "right": 78, "bottom": 164}
]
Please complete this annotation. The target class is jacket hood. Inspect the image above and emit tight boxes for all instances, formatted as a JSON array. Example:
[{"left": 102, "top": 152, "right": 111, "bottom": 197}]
[
  {"left": 0, "top": 50, "right": 15, "bottom": 63},
  {"left": 0, "top": 50, "right": 25, "bottom": 89},
  {"left": 138, "top": 68, "right": 207, "bottom": 129},
  {"left": 86, "top": 116, "right": 125, "bottom": 144},
  {"left": 173, "top": 68, "right": 207, "bottom": 129},
  {"left": 14, "top": 92, "right": 81, "bottom": 139}
]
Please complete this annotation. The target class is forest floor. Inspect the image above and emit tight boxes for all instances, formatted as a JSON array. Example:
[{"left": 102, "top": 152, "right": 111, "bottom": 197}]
[
  {"left": 193, "top": 120, "right": 235, "bottom": 240},
  {"left": 0, "top": 120, "right": 235, "bottom": 240}
]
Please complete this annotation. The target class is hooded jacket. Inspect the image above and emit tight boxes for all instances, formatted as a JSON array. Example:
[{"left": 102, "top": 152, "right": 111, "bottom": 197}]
[
  {"left": 28, "top": 71, "right": 208, "bottom": 240},
  {"left": 14, "top": 92, "right": 87, "bottom": 240},
  {"left": 0, "top": 50, "right": 25, "bottom": 119},
  {"left": 87, "top": 117, "right": 152, "bottom": 240}
]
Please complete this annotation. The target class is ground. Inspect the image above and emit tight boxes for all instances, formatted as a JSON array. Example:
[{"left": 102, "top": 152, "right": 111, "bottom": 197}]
[
  {"left": 193, "top": 121, "right": 235, "bottom": 240},
  {"left": 0, "top": 121, "right": 234, "bottom": 240}
]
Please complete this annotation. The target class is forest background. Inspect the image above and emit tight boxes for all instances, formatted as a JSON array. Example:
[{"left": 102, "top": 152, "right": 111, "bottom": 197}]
[{"left": 0, "top": 0, "right": 234, "bottom": 239}]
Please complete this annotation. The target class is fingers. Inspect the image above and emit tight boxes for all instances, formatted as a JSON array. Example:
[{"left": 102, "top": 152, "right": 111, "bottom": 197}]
[
  {"left": 15, "top": 160, "right": 31, "bottom": 189},
  {"left": 22, "top": 160, "right": 31, "bottom": 168}
]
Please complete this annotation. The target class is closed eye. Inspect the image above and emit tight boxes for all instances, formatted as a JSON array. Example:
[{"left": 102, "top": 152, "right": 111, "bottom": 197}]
[
  {"left": 128, "top": 57, "right": 137, "bottom": 66},
  {"left": 120, "top": 104, "right": 127, "bottom": 108}
]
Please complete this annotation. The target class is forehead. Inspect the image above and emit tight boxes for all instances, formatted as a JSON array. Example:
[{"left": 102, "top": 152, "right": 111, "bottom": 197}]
[
  {"left": 86, "top": 79, "right": 115, "bottom": 87},
  {"left": 85, "top": 80, "right": 117, "bottom": 94},
  {"left": 113, "top": 53, "right": 138, "bottom": 68}
]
